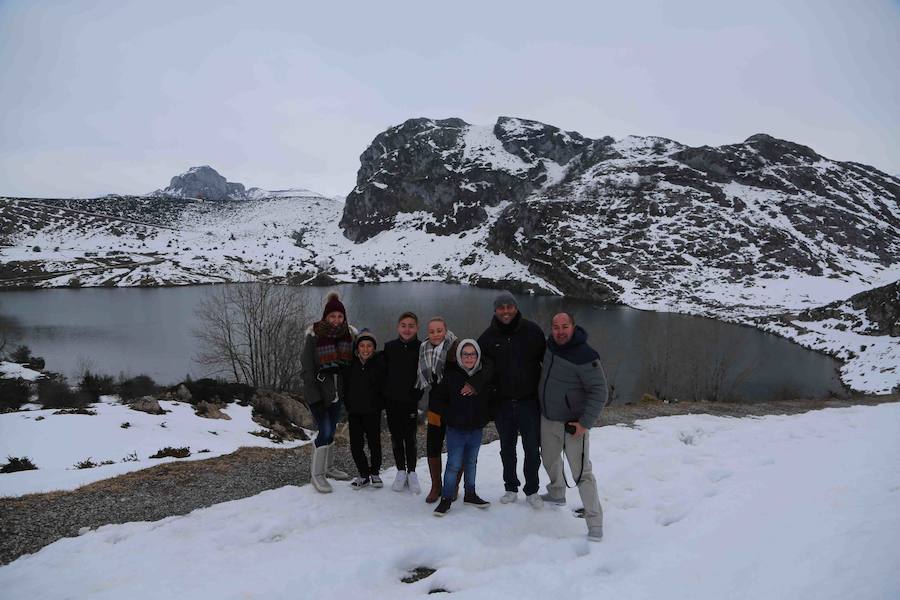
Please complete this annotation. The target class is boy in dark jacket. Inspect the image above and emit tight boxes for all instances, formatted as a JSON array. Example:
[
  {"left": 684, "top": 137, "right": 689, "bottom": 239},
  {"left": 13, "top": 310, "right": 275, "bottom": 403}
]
[
  {"left": 342, "top": 329, "right": 386, "bottom": 489},
  {"left": 433, "top": 339, "right": 492, "bottom": 517},
  {"left": 382, "top": 312, "right": 424, "bottom": 493}
]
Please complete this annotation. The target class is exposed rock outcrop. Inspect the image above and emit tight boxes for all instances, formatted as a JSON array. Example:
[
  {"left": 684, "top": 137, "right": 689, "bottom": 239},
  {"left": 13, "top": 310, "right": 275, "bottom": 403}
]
[{"left": 155, "top": 166, "right": 247, "bottom": 201}]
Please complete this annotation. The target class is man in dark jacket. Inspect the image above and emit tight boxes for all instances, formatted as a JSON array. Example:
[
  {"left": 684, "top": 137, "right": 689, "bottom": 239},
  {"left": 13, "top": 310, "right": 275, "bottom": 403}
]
[
  {"left": 478, "top": 291, "right": 546, "bottom": 508},
  {"left": 538, "top": 311, "right": 607, "bottom": 542}
]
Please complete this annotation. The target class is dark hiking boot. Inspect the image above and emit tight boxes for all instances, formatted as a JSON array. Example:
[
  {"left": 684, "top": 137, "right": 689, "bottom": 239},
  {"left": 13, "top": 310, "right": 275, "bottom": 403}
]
[
  {"left": 464, "top": 490, "right": 490, "bottom": 509},
  {"left": 433, "top": 497, "right": 452, "bottom": 517}
]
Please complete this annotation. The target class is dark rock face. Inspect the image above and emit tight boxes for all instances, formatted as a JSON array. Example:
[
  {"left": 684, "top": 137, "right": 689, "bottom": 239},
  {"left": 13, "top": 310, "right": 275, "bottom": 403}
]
[
  {"left": 341, "top": 117, "right": 900, "bottom": 302},
  {"left": 158, "top": 166, "right": 247, "bottom": 201},
  {"left": 340, "top": 117, "right": 593, "bottom": 241}
]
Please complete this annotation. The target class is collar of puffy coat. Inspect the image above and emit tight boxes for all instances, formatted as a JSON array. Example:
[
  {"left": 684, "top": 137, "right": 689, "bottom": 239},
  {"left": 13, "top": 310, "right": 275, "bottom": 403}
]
[{"left": 547, "top": 325, "right": 599, "bottom": 365}]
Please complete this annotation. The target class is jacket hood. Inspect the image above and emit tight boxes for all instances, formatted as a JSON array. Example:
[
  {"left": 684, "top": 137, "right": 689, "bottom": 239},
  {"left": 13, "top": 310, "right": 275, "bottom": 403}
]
[
  {"left": 547, "top": 325, "right": 599, "bottom": 365},
  {"left": 455, "top": 338, "right": 483, "bottom": 376}
]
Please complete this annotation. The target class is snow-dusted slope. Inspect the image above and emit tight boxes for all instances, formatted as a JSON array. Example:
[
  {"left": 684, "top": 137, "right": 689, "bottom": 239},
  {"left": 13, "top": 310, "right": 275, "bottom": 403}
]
[
  {"left": 0, "top": 398, "right": 308, "bottom": 497},
  {"left": 2, "top": 403, "right": 898, "bottom": 598},
  {"left": 756, "top": 281, "right": 899, "bottom": 393},
  {"left": 0, "top": 192, "right": 547, "bottom": 291}
]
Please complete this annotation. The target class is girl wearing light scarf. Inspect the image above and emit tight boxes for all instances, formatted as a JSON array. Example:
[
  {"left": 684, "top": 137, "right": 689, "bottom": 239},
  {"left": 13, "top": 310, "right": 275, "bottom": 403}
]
[{"left": 417, "top": 317, "right": 460, "bottom": 503}]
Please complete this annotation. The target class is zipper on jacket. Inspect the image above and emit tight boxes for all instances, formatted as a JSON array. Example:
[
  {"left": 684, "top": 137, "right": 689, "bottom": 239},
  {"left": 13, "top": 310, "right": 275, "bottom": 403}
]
[
  {"left": 541, "top": 352, "right": 555, "bottom": 418},
  {"left": 333, "top": 373, "right": 339, "bottom": 404}
]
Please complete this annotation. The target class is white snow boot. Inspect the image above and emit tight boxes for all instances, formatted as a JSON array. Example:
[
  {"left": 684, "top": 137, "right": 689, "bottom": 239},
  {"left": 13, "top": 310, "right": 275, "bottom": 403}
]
[
  {"left": 324, "top": 443, "right": 350, "bottom": 480},
  {"left": 311, "top": 445, "right": 332, "bottom": 493}
]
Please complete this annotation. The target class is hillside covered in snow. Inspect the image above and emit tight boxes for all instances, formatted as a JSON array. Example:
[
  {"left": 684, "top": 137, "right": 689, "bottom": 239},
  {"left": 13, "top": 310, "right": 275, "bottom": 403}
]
[{"left": 1, "top": 118, "right": 898, "bottom": 392}]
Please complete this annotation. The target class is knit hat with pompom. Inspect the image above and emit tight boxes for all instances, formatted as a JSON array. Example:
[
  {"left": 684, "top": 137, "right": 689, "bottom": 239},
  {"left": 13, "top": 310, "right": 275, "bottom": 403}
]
[{"left": 321, "top": 291, "right": 346, "bottom": 320}]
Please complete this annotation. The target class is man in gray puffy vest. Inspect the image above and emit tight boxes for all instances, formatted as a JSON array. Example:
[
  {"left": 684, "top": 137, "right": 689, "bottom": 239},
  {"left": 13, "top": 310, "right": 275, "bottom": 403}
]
[{"left": 538, "top": 312, "right": 607, "bottom": 542}]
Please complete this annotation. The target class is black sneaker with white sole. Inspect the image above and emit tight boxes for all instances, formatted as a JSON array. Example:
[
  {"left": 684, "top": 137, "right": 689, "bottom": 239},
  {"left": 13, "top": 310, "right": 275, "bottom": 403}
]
[
  {"left": 350, "top": 476, "right": 370, "bottom": 490},
  {"left": 463, "top": 491, "right": 490, "bottom": 508},
  {"left": 433, "top": 498, "right": 452, "bottom": 517}
]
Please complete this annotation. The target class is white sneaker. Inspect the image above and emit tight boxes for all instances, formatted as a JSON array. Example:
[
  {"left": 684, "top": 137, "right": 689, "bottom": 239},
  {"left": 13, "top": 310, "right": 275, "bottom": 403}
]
[
  {"left": 407, "top": 471, "right": 421, "bottom": 495},
  {"left": 392, "top": 470, "right": 408, "bottom": 492},
  {"left": 499, "top": 491, "right": 518, "bottom": 504},
  {"left": 526, "top": 493, "right": 544, "bottom": 510}
]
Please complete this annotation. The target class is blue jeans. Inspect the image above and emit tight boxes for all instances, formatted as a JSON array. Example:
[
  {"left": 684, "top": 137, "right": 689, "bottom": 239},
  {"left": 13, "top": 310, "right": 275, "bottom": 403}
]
[
  {"left": 494, "top": 400, "right": 541, "bottom": 495},
  {"left": 310, "top": 401, "right": 342, "bottom": 448},
  {"left": 442, "top": 427, "right": 483, "bottom": 499}
]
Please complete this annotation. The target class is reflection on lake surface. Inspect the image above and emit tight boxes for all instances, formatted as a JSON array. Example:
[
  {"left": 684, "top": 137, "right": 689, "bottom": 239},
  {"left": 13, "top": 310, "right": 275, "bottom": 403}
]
[{"left": 0, "top": 283, "right": 845, "bottom": 403}]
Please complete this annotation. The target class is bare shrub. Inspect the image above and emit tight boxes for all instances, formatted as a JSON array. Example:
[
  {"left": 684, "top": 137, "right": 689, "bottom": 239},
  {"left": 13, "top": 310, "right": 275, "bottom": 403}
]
[
  {"left": 0, "top": 378, "right": 30, "bottom": 412},
  {"left": 79, "top": 371, "right": 117, "bottom": 402},
  {"left": 149, "top": 446, "right": 190, "bottom": 459},
  {"left": 37, "top": 378, "right": 92, "bottom": 409},
  {"left": 117, "top": 374, "right": 159, "bottom": 400},
  {"left": 1, "top": 456, "right": 38, "bottom": 473},
  {"left": 194, "top": 283, "right": 310, "bottom": 391}
]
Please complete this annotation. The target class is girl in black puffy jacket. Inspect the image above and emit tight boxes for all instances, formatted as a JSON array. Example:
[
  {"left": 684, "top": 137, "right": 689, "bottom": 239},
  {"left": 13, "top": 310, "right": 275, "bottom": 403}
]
[{"left": 432, "top": 339, "right": 493, "bottom": 517}]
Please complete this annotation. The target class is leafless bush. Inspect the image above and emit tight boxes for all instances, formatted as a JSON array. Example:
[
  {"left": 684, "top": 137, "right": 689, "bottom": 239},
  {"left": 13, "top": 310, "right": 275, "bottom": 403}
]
[
  {"left": 194, "top": 283, "right": 311, "bottom": 391},
  {"left": 0, "top": 313, "right": 21, "bottom": 357}
]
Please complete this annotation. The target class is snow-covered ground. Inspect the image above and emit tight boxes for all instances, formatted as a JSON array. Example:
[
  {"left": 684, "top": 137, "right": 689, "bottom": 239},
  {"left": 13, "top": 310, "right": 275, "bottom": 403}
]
[
  {"left": 0, "top": 361, "right": 44, "bottom": 381},
  {"left": 2, "top": 403, "right": 898, "bottom": 599},
  {"left": 0, "top": 398, "right": 307, "bottom": 497}
]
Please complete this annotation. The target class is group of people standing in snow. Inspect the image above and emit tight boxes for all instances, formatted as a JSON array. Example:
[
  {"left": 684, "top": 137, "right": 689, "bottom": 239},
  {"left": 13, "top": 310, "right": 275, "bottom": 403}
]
[{"left": 300, "top": 291, "right": 608, "bottom": 542}]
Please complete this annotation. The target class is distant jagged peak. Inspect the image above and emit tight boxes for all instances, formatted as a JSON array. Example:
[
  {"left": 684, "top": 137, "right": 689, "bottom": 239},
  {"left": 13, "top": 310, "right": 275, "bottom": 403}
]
[{"left": 151, "top": 166, "right": 323, "bottom": 201}]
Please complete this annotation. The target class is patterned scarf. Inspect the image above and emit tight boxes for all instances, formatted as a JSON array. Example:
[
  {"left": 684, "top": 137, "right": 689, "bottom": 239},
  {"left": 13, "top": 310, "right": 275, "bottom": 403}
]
[
  {"left": 416, "top": 331, "right": 457, "bottom": 391},
  {"left": 313, "top": 320, "right": 354, "bottom": 371}
]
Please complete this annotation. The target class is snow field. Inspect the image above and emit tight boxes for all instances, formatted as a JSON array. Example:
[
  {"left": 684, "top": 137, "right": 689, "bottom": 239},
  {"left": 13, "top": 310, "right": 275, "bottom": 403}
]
[
  {"left": 0, "top": 399, "right": 307, "bottom": 497},
  {"left": 1, "top": 403, "right": 898, "bottom": 599}
]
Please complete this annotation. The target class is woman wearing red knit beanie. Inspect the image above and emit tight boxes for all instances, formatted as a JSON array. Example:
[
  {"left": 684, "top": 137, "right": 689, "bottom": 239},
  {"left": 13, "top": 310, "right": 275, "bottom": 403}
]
[{"left": 301, "top": 291, "right": 358, "bottom": 493}]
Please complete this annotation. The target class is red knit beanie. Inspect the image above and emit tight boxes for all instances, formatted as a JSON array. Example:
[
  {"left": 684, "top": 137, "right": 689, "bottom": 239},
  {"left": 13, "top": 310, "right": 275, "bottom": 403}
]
[{"left": 322, "top": 291, "right": 346, "bottom": 320}]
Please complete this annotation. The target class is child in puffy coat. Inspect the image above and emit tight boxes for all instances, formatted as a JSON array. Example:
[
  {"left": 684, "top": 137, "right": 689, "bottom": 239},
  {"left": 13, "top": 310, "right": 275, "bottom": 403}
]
[
  {"left": 342, "top": 329, "right": 386, "bottom": 489},
  {"left": 432, "top": 339, "right": 493, "bottom": 517}
]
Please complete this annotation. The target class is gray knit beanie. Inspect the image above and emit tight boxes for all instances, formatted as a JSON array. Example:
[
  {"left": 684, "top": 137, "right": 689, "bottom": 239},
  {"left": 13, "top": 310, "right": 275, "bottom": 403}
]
[{"left": 493, "top": 291, "right": 517, "bottom": 309}]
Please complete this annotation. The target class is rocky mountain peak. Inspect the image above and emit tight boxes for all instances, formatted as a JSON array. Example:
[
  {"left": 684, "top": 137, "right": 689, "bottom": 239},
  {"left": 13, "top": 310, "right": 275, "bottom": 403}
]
[
  {"left": 340, "top": 116, "right": 600, "bottom": 241},
  {"left": 155, "top": 165, "right": 247, "bottom": 201}
]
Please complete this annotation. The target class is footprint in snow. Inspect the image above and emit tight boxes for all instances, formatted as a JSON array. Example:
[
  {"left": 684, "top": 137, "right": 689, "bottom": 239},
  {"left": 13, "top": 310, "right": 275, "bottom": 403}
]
[
  {"left": 706, "top": 468, "right": 732, "bottom": 483},
  {"left": 656, "top": 503, "right": 691, "bottom": 527}
]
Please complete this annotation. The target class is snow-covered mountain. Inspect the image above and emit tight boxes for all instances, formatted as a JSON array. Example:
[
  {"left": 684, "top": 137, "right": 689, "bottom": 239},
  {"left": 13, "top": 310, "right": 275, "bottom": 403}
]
[
  {"left": 342, "top": 117, "right": 899, "bottom": 304},
  {"left": 1, "top": 118, "right": 898, "bottom": 392}
]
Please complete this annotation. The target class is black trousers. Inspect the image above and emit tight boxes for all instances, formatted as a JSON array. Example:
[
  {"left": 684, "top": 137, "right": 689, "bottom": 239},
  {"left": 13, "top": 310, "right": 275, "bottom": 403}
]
[
  {"left": 387, "top": 405, "right": 418, "bottom": 472},
  {"left": 348, "top": 412, "right": 382, "bottom": 478},
  {"left": 494, "top": 399, "right": 541, "bottom": 495}
]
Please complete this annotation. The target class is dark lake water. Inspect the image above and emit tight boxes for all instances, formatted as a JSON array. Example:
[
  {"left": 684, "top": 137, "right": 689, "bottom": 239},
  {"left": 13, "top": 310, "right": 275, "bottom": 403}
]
[{"left": 0, "top": 283, "right": 846, "bottom": 403}]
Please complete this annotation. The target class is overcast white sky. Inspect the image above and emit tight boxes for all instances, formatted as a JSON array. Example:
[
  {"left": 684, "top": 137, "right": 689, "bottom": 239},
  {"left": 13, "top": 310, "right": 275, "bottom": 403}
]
[{"left": 1, "top": 0, "right": 897, "bottom": 198}]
